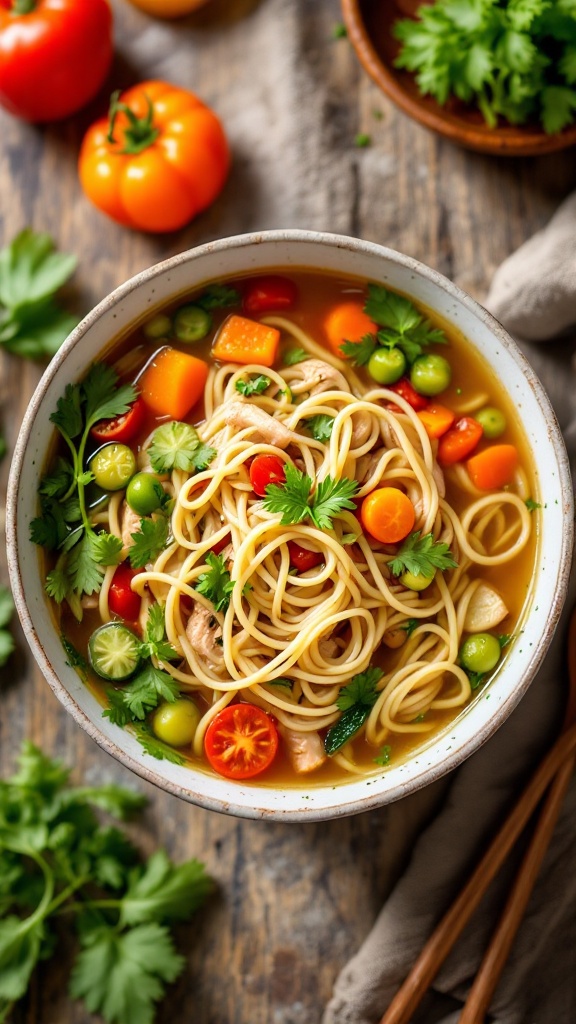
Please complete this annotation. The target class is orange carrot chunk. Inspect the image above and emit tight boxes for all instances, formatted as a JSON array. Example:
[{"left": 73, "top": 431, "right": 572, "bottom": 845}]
[
  {"left": 466, "top": 444, "right": 519, "bottom": 490},
  {"left": 361, "top": 487, "right": 415, "bottom": 544},
  {"left": 437, "top": 416, "right": 483, "bottom": 466},
  {"left": 140, "top": 347, "right": 208, "bottom": 420},
  {"left": 324, "top": 301, "right": 377, "bottom": 357},
  {"left": 417, "top": 404, "right": 455, "bottom": 439},
  {"left": 212, "top": 314, "right": 280, "bottom": 367}
]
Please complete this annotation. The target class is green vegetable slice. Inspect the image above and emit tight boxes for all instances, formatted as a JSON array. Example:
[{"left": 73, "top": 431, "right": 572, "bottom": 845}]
[{"left": 89, "top": 623, "right": 141, "bottom": 681}]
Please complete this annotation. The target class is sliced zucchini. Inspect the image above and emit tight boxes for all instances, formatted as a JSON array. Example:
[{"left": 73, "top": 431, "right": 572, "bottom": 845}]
[{"left": 88, "top": 623, "right": 141, "bottom": 681}]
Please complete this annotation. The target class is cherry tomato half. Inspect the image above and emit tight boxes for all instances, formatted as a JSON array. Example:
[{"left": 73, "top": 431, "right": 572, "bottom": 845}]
[
  {"left": 243, "top": 276, "right": 298, "bottom": 314},
  {"left": 108, "top": 563, "right": 142, "bottom": 622},
  {"left": 204, "top": 704, "right": 279, "bottom": 779},
  {"left": 387, "top": 378, "right": 429, "bottom": 412},
  {"left": 91, "top": 397, "right": 146, "bottom": 444},
  {"left": 250, "top": 454, "right": 286, "bottom": 497},
  {"left": 438, "top": 416, "right": 483, "bottom": 467},
  {"left": 287, "top": 541, "right": 324, "bottom": 572}
]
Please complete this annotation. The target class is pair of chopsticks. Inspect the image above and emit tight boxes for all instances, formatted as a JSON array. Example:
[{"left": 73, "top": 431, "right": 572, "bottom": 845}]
[{"left": 379, "top": 607, "right": 576, "bottom": 1024}]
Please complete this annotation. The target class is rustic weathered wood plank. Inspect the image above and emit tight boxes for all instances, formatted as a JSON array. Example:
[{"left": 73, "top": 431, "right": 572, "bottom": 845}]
[{"left": 1, "top": 1, "right": 575, "bottom": 1022}]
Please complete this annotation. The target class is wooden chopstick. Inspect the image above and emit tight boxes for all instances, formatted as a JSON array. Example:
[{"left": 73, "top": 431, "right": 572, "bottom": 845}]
[{"left": 379, "top": 719, "right": 576, "bottom": 1024}]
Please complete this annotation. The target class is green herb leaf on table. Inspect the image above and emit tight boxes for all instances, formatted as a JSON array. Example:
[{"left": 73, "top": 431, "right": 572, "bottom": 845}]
[
  {"left": 129, "top": 517, "right": 169, "bottom": 570},
  {"left": 119, "top": 849, "right": 212, "bottom": 927},
  {"left": 263, "top": 464, "right": 358, "bottom": 530},
  {"left": 0, "top": 229, "right": 78, "bottom": 359},
  {"left": 388, "top": 531, "right": 458, "bottom": 578},
  {"left": 148, "top": 421, "right": 216, "bottom": 474},
  {"left": 194, "top": 552, "right": 236, "bottom": 614},
  {"left": 235, "top": 374, "right": 271, "bottom": 397}
]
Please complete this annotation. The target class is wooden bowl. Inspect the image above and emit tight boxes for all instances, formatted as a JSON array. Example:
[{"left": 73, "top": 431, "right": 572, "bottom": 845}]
[{"left": 342, "top": 0, "right": 576, "bottom": 156}]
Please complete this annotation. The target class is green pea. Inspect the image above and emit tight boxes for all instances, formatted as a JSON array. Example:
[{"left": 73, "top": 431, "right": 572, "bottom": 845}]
[
  {"left": 143, "top": 313, "right": 172, "bottom": 339},
  {"left": 126, "top": 473, "right": 165, "bottom": 516},
  {"left": 410, "top": 354, "right": 452, "bottom": 397},
  {"left": 474, "top": 406, "right": 507, "bottom": 440},
  {"left": 153, "top": 699, "right": 201, "bottom": 747},
  {"left": 400, "top": 570, "right": 435, "bottom": 592},
  {"left": 459, "top": 633, "right": 501, "bottom": 674},
  {"left": 90, "top": 444, "right": 136, "bottom": 491},
  {"left": 173, "top": 304, "right": 212, "bottom": 343},
  {"left": 367, "top": 347, "right": 407, "bottom": 385}
]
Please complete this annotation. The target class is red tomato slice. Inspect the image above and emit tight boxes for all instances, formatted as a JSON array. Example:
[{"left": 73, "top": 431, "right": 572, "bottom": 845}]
[
  {"left": 438, "top": 416, "right": 483, "bottom": 466},
  {"left": 250, "top": 454, "right": 286, "bottom": 497},
  {"left": 209, "top": 529, "right": 231, "bottom": 556},
  {"left": 91, "top": 396, "right": 146, "bottom": 443},
  {"left": 243, "top": 275, "right": 298, "bottom": 314},
  {"left": 204, "top": 704, "right": 279, "bottom": 779},
  {"left": 108, "top": 563, "right": 142, "bottom": 622},
  {"left": 387, "top": 378, "right": 429, "bottom": 412},
  {"left": 287, "top": 541, "right": 324, "bottom": 572}
]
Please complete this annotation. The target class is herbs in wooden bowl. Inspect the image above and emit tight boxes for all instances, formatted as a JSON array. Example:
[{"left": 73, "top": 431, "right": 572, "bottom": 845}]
[{"left": 341, "top": 0, "right": 576, "bottom": 155}]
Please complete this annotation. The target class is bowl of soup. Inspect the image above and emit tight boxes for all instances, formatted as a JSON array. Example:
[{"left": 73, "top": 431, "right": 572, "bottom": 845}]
[{"left": 6, "top": 230, "right": 573, "bottom": 820}]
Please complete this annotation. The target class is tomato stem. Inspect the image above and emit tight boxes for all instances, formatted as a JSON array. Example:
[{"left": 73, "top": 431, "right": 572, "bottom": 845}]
[
  {"left": 12, "top": 0, "right": 37, "bottom": 11},
  {"left": 107, "top": 90, "right": 159, "bottom": 155}
]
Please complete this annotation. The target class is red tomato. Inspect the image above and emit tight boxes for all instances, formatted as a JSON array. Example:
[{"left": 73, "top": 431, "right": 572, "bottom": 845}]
[
  {"left": 243, "top": 276, "right": 298, "bottom": 314},
  {"left": 204, "top": 704, "right": 279, "bottom": 779},
  {"left": 287, "top": 541, "right": 324, "bottom": 572},
  {"left": 250, "top": 454, "right": 286, "bottom": 497},
  {"left": 108, "top": 563, "right": 141, "bottom": 622},
  {"left": 210, "top": 530, "right": 231, "bottom": 556},
  {"left": 438, "top": 416, "right": 483, "bottom": 466},
  {"left": 0, "top": 0, "right": 112, "bottom": 123},
  {"left": 79, "top": 80, "right": 229, "bottom": 233},
  {"left": 90, "top": 396, "right": 146, "bottom": 444},
  {"left": 387, "top": 378, "right": 429, "bottom": 412}
]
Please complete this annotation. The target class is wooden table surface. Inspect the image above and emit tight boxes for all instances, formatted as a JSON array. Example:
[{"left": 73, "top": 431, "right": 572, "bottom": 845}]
[{"left": 1, "top": 2, "right": 576, "bottom": 1022}]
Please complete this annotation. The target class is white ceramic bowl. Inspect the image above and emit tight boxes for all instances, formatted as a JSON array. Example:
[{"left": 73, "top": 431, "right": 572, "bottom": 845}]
[{"left": 6, "top": 230, "right": 573, "bottom": 820}]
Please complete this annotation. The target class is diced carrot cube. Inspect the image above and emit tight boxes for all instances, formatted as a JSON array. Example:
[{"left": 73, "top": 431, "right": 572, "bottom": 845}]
[{"left": 212, "top": 314, "right": 280, "bottom": 367}]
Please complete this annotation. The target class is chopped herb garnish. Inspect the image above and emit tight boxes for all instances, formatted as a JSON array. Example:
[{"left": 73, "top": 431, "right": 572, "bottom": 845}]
[
  {"left": 388, "top": 531, "right": 458, "bottom": 578},
  {"left": 365, "top": 284, "right": 447, "bottom": 364},
  {"left": 195, "top": 284, "right": 240, "bottom": 310},
  {"left": 401, "top": 618, "right": 419, "bottom": 638},
  {"left": 525, "top": 497, "right": 542, "bottom": 512},
  {"left": 498, "top": 633, "right": 513, "bottom": 649},
  {"left": 138, "top": 604, "right": 179, "bottom": 664},
  {"left": 235, "top": 374, "right": 271, "bottom": 398},
  {"left": 263, "top": 463, "right": 358, "bottom": 530},
  {"left": 148, "top": 421, "right": 216, "bottom": 474},
  {"left": 374, "top": 744, "right": 392, "bottom": 766},
  {"left": 339, "top": 333, "right": 377, "bottom": 366},
  {"left": 194, "top": 551, "right": 236, "bottom": 614},
  {"left": 325, "top": 667, "right": 382, "bottom": 755},
  {"left": 60, "top": 634, "right": 88, "bottom": 680},
  {"left": 129, "top": 516, "right": 169, "bottom": 570},
  {"left": 355, "top": 133, "right": 371, "bottom": 147},
  {"left": 134, "top": 723, "right": 186, "bottom": 765},
  {"left": 305, "top": 413, "right": 334, "bottom": 443},
  {"left": 268, "top": 678, "right": 294, "bottom": 690},
  {"left": 283, "top": 347, "right": 308, "bottom": 366}
]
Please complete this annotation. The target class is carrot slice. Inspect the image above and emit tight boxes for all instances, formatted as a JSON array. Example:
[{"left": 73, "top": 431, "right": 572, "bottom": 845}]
[
  {"left": 437, "top": 416, "right": 483, "bottom": 466},
  {"left": 417, "top": 404, "right": 455, "bottom": 439},
  {"left": 140, "top": 347, "right": 208, "bottom": 419},
  {"left": 324, "top": 301, "right": 377, "bottom": 356},
  {"left": 361, "top": 487, "right": 415, "bottom": 544},
  {"left": 466, "top": 444, "right": 519, "bottom": 490},
  {"left": 212, "top": 314, "right": 280, "bottom": 366}
]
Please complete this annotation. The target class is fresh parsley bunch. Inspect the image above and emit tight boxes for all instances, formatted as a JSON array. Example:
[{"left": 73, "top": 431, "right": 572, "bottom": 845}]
[
  {"left": 263, "top": 464, "right": 359, "bottom": 530},
  {"left": 0, "top": 743, "right": 212, "bottom": 1024},
  {"left": 0, "top": 229, "right": 78, "bottom": 359},
  {"left": 394, "top": 0, "right": 576, "bottom": 134}
]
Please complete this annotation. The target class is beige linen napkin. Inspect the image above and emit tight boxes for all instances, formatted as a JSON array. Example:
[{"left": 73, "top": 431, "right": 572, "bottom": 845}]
[{"left": 323, "top": 205, "right": 576, "bottom": 1024}]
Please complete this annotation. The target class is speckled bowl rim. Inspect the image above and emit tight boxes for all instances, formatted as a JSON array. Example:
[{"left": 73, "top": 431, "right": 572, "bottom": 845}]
[{"left": 6, "top": 229, "right": 574, "bottom": 821}]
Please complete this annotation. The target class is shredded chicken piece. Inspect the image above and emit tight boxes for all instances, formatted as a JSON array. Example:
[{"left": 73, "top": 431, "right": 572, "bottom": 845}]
[
  {"left": 291, "top": 358, "right": 350, "bottom": 397},
  {"left": 119, "top": 501, "right": 141, "bottom": 549},
  {"left": 351, "top": 410, "right": 375, "bottom": 447},
  {"left": 280, "top": 727, "right": 327, "bottom": 774},
  {"left": 185, "top": 602, "right": 224, "bottom": 669},
  {"left": 318, "top": 637, "right": 339, "bottom": 659},
  {"left": 464, "top": 584, "right": 509, "bottom": 633},
  {"left": 357, "top": 449, "right": 386, "bottom": 486},
  {"left": 222, "top": 401, "right": 296, "bottom": 449}
]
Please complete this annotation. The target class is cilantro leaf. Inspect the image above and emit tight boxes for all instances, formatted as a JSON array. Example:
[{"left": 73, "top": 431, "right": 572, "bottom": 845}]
[
  {"left": 134, "top": 725, "right": 186, "bottom": 766},
  {"left": 541, "top": 85, "right": 576, "bottom": 133},
  {"left": 90, "top": 532, "right": 123, "bottom": 567},
  {"left": 388, "top": 531, "right": 458, "bottom": 578},
  {"left": 194, "top": 551, "right": 236, "bottom": 614},
  {"left": 0, "top": 229, "right": 76, "bottom": 309},
  {"left": 0, "top": 916, "right": 46, "bottom": 1002},
  {"left": 50, "top": 382, "right": 83, "bottom": 440},
  {"left": 525, "top": 497, "right": 541, "bottom": 512},
  {"left": 305, "top": 414, "right": 334, "bottom": 443},
  {"left": 148, "top": 421, "right": 216, "bottom": 474},
  {"left": 263, "top": 464, "right": 358, "bottom": 530},
  {"left": 235, "top": 374, "right": 271, "bottom": 397},
  {"left": 336, "top": 667, "right": 382, "bottom": 711},
  {"left": 401, "top": 618, "right": 419, "bottom": 638},
  {"left": 45, "top": 564, "right": 71, "bottom": 604},
  {"left": 119, "top": 850, "right": 213, "bottom": 926},
  {"left": 283, "top": 347, "right": 308, "bottom": 365},
  {"left": 195, "top": 284, "right": 240, "bottom": 311},
  {"left": 1, "top": 303, "right": 78, "bottom": 360},
  {"left": 339, "top": 334, "right": 377, "bottom": 366},
  {"left": 67, "top": 532, "right": 105, "bottom": 595},
  {"left": 69, "top": 922, "right": 184, "bottom": 1024},
  {"left": 119, "top": 664, "right": 180, "bottom": 722},
  {"left": 82, "top": 364, "right": 137, "bottom": 428},
  {"left": 61, "top": 635, "right": 88, "bottom": 679},
  {"left": 310, "top": 475, "right": 359, "bottom": 529},
  {"left": 374, "top": 744, "right": 392, "bottom": 766},
  {"left": 129, "top": 517, "right": 169, "bottom": 570},
  {"left": 138, "top": 604, "right": 179, "bottom": 664}
]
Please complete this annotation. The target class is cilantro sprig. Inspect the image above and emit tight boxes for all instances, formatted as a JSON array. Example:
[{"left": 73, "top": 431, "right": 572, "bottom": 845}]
[
  {"left": 388, "top": 531, "right": 458, "bottom": 578},
  {"left": 194, "top": 552, "right": 236, "bottom": 614},
  {"left": 0, "top": 743, "right": 212, "bottom": 1024},
  {"left": 235, "top": 374, "right": 271, "bottom": 398},
  {"left": 324, "top": 667, "right": 382, "bottom": 755},
  {"left": 263, "top": 464, "right": 359, "bottom": 530},
  {"left": 0, "top": 229, "right": 78, "bottom": 359},
  {"left": 305, "top": 414, "right": 335, "bottom": 443},
  {"left": 148, "top": 422, "right": 216, "bottom": 475},
  {"left": 339, "top": 285, "right": 447, "bottom": 368},
  {"left": 393, "top": 0, "right": 576, "bottom": 134},
  {"left": 31, "top": 365, "right": 137, "bottom": 610}
]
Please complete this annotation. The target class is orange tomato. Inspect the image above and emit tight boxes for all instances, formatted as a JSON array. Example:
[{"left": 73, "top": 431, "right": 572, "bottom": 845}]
[
  {"left": 78, "top": 80, "right": 229, "bottom": 232},
  {"left": 126, "top": 0, "right": 210, "bottom": 16}
]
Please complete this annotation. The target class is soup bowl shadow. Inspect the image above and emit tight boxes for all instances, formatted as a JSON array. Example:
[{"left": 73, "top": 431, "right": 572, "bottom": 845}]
[{"left": 6, "top": 231, "right": 573, "bottom": 821}]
